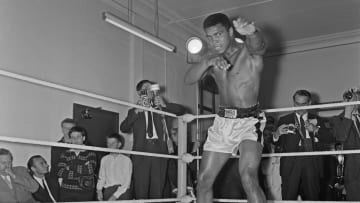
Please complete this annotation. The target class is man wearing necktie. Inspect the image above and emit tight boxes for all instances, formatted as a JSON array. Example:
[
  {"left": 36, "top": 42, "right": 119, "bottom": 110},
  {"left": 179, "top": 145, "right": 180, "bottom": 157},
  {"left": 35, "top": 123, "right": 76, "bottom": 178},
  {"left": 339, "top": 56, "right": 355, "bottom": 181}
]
[
  {"left": 331, "top": 87, "right": 360, "bottom": 201},
  {"left": 27, "top": 155, "right": 60, "bottom": 202},
  {"left": 120, "top": 80, "right": 186, "bottom": 199},
  {"left": 274, "top": 90, "right": 334, "bottom": 200},
  {"left": 0, "top": 148, "right": 38, "bottom": 203}
]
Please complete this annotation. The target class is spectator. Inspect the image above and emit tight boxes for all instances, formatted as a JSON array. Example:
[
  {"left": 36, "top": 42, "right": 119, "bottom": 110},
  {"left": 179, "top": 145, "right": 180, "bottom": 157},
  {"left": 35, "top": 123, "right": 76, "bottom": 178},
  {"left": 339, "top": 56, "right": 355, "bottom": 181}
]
[
  {"left": 27, "top": 155, "right": 60, "bottom": 202},
  {"left": 167, "top": 117, "right": 196, "bottom": 197},
  {"left": 0, "top": 148, "right": 38, "bottom": 203},
  {"left": 50, "top": 118, "right": 76, "bottom": 177},
  {"left": 330, "top": 87, "right": 360, "bottom": 201},
  {"left": 274, "top": 89, "right": 334, "bottom": 200},
  {"left": 96, "top": 133, "right": 132, "bottom": 201},
  {"left": 260, "top": 116, "right": 282, "bottom": 200},
  {"left": 57, "top": 126, "right": 97, "bottom": 201},
  {"left": 120, "top": 79, "right": 186, "bottom": 199}
]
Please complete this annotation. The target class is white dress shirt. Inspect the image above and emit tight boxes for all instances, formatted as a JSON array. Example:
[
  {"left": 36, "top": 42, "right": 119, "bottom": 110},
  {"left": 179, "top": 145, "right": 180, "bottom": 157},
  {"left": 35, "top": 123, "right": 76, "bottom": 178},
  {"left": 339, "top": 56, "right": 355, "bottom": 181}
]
[{"left": 97, "top": 153, "right": 132, "bottom": 198}]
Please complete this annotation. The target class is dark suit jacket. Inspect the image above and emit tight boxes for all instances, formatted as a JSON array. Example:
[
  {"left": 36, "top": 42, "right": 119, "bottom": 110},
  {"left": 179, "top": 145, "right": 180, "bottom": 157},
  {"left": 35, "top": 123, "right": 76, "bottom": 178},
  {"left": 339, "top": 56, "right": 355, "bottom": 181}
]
[
  {"left": 0, "top": 166, "right": 39, "bottom": 203},
  {"left": 276, "top": 113, "right": 334, "bottom": 177},
  {"left": 331, "top": 113, "right": 360, "bottom": 200},
  {"left": 120, "top": 103, "right": 186, "bottom": 154},
  {"left": 31, "top": 174, "right": 60, "bottom": 202}
]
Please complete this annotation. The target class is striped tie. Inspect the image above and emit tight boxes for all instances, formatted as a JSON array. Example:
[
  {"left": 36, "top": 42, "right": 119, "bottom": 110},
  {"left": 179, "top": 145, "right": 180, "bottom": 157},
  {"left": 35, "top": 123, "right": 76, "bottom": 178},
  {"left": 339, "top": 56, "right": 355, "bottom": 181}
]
[{"left": 354, "top": 114, "right": 360, "bottom": 136}]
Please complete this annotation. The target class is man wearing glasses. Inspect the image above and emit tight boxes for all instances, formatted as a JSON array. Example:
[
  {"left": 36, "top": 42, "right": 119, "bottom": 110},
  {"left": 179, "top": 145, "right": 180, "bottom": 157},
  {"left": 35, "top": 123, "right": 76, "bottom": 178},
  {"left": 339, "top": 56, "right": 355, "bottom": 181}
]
[{"left": 273, "top": 89, "right": 334, "bottom": 200}]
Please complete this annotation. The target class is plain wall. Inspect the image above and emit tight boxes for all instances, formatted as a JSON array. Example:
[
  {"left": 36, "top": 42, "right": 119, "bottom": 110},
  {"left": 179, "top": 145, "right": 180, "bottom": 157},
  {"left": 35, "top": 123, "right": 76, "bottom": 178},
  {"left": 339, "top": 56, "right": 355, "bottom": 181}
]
[{"left": 259, "top": 42, "right": 360, "bottom": 118}]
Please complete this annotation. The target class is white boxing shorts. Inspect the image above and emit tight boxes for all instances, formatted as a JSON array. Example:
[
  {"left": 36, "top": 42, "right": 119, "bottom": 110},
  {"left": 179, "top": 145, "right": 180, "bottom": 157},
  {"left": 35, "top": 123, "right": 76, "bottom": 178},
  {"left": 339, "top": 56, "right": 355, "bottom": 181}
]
[{"left": 203, "top": 111, "right": 266, "bottom": 155}]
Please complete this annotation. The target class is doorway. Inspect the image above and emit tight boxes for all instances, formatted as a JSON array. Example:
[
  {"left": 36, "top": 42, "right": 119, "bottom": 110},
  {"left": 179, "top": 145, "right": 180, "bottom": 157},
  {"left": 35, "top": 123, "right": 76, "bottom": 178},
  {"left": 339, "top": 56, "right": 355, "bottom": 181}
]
[{"left": 73, "top": 103, "right": 119, "bottom": 148}]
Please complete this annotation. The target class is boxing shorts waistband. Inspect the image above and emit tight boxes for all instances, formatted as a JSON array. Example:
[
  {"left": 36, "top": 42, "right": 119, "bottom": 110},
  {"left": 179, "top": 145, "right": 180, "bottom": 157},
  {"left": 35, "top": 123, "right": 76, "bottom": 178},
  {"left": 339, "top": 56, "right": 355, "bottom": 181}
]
[{"left": 218, "top": 103, "right": 261, "bottom": 119}]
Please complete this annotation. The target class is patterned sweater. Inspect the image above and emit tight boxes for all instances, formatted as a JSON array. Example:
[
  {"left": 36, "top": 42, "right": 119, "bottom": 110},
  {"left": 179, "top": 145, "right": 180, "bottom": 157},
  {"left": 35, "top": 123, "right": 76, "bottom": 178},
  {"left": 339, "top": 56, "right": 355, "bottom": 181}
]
[{"left": 57, "top": 150, "right": 97, "bottom": 191}]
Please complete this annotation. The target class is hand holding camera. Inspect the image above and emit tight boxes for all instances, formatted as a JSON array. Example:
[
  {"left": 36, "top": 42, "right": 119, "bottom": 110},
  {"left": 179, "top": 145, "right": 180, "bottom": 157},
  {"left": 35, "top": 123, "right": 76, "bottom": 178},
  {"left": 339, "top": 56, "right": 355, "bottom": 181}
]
[
  {"left": 343, "top": 87, "right": 360, "bottom": 102},
  {"left": 150, "top": 84, "right": 166, "bottom": 109},
  {"left": 305, "top": 119, "right": 319, "bottom": 133},
  {"left": 274, "top": 124, "right": 290, "bottom": 140},
  {"left": 153, "top": 95, "right": 166, "bottom": 109},
  {"left": 135, "top": 99, "right": 145, "bottom": 114},
  {"left": 343, "top": 87, "right": 360, "bottom": 118},
  {"left": 286, "top": 124, "right": 298, "bottom": 134},
  {"left": 305, "top": 122, "right": 317, "bottom": 133},
  {"left": 136, "top": 84, "right": 165, "bottom": 113}
]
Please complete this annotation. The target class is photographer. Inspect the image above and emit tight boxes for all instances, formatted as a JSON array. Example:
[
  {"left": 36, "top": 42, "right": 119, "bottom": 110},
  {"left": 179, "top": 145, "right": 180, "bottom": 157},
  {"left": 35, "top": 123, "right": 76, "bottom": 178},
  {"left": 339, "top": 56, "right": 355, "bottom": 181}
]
[
  {"left": 274, "top": 89, "right": 334, "bottom": 200},
  {"left": 331, "top": 87, "right": 360, "bottom": 201},
  {"left": 120, "top": 80, "right": 186, "bottom": 199}
]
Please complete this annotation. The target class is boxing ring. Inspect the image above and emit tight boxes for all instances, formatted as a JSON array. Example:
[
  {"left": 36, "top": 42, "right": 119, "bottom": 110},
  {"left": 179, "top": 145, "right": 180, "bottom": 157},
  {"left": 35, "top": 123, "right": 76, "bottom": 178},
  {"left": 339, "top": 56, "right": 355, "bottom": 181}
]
[{"left": 1, "top": 69, "right": 360, "bottom": 203}]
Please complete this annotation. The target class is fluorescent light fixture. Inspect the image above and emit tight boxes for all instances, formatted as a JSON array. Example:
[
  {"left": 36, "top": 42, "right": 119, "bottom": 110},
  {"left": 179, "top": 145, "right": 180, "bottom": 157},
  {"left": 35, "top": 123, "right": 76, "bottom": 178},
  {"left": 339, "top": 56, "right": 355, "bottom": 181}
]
[{"left": 103, "top": 12, "right": 176, "bottom": 52}]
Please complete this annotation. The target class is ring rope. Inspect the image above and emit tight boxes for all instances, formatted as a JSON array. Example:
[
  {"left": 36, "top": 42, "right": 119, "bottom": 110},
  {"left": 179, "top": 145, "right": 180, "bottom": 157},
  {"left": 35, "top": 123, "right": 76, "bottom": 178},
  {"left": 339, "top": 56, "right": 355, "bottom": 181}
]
[
  {"left": 0, "top": 69, "right": 177, "bottom": 118},
  {"left": 213, "top": 200, "right": 357, "bottom": 203},
  {"left": 192, "top": 148, "right": 360, "bottom": 160},
  {"left": 0, "top": 135, "right": 179, "bottom": 159},
  {"left": 194, "top": 100, "right": 360, "bottom": 119},
  {"left": 161, "top": 197, "right": 359, "bottom": 202},
  {"left": 261, "top": 149, "right": 360, "bottom": 157},
  {"left": 2, "top": 68, "right": 359, "bottom": 120},
  {"left": 95, "top": 198, "right": 181, "bottom": 202},
  {"left": 2, "top": 135, "right": 360, "bottom": 160},
  {"left": 72, "top": 197, "right": 360, "bottom": 202},
  {"left": 263, "top": 101, "right": 360, "bottom": 113},
  {"left": 213, "top": 199, "right": 247, "bottom": 202}
]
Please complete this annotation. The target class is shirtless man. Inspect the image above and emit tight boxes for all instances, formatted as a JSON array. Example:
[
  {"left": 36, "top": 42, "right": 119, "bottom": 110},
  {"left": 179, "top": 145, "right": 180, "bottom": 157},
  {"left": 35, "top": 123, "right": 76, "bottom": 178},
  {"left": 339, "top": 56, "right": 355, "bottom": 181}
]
[{"left": 184, "top": 13, "right": 266, "bottom": 203}]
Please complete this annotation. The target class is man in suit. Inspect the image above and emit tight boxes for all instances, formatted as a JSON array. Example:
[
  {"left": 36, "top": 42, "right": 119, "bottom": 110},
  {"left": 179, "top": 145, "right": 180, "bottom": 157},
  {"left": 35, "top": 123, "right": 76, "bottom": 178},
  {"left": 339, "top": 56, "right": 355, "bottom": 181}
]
[
  {"left": 27, "top": 155, "right": 60, "bottom": 202},
  {"left": 0, "top": 148, "right": 38, "bottom": 203},
  {"left": 274, "top": 89, "right": 334, "bottom": 200},
  {"left": 331, "top": 88, "right": 360, "bottom": 201},
  {"left": 120, "top": 80, "right": 186, "bottom": 199}
]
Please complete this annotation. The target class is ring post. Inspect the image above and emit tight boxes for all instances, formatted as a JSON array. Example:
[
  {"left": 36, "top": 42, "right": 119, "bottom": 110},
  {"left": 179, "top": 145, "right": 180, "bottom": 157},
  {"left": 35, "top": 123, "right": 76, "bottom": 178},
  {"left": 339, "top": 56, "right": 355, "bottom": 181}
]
[{"left": 177, "top": 118, "right": 188, "bottom": 201}]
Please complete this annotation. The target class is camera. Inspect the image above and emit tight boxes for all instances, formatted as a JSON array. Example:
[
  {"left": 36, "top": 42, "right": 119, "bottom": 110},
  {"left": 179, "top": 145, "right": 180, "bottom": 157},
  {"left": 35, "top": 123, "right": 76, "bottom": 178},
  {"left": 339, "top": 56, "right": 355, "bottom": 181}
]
[
  {"left": 139, "top": 89, "right": 152, "bottom": 108},
  {"left": 140, "top": 95, "right": 152, "bottom": 108},
  {"left": 286, "top": 124, "right": 298, "bottom": 134},
  {"left": 343, "top": 88, "right": 360, "bottom": 101},
  {"left": 138, "top": 84, "right": 161, "bottom": 108}
]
